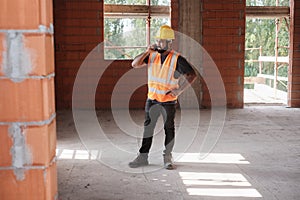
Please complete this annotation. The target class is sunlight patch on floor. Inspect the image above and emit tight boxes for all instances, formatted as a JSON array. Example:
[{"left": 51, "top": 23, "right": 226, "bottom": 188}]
[
  {"left": 178, "top": 153, "right": 262, "bottom": 198},
  {"left": 179, "top": 172, "right": 262, "bottom": 198},
  {"left": 56, "top": 149, "right": 100, "bottom": 160},
  {"left": 186, "top": 188, "right": 262, "bottom": 197},
  {"left": 174, "top": 153, "right": 250, "bottom": 164},
  {"left": 180, "top": 172, "right": 251, "bottom": 187}
]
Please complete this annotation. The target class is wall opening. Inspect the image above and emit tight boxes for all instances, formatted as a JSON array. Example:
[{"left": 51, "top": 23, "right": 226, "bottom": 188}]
[{"left": 244, "top": 0, "right": 290, "bottom": 105}]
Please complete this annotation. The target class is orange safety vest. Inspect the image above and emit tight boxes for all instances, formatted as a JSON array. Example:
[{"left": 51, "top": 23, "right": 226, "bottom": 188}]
[{"left": 147, "top": 50, "right": 180, "bottom": 102}]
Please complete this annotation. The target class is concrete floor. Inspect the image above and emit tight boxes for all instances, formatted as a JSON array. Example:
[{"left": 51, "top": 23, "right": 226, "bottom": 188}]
[
  {"left": 244, "top": 85, "right": 287, "bottom": 104},
  {"left": 56, "top": 105, "right": 300, "bottom": 200}
]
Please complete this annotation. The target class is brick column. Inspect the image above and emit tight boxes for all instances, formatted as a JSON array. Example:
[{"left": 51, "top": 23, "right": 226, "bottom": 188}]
[
  {"left": 0, "top": 0, "right": 57, "bottom": 199},
  {"left": 289, "top": 0, "right": 300, "bottom": 107}
]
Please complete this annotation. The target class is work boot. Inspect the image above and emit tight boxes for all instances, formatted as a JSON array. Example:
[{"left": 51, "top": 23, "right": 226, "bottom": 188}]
[
  {"left": 163, "top": 154, "right": 175, "bottom": 170},
  {"left": 128, "top": 153, "right": 149, "bottom": 168}
]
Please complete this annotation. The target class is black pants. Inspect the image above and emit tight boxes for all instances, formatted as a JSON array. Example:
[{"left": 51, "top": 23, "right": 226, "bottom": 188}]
[{"left": 139, "top": 99, "right": 176, "bottom": 155}]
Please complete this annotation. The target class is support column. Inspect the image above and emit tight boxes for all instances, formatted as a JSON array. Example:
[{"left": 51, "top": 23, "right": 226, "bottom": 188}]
[
  {"left": 0, "top": 0, "right": 57, "bottom": 199},
  {"left": 177, "top": 0, "right": 202, "bottom": 109}
]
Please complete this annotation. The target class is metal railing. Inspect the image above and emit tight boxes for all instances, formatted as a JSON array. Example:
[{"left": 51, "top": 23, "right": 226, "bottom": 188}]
[{"left": 245, "top": 46, "right": 289, "bottom": 92}]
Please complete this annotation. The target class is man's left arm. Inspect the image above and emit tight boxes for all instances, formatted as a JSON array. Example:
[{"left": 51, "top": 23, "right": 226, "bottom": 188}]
[
  {"left": 168, "top": 71, "right": 196, "bottom": 97},
  {"left": 167, "top": 55, "right": 197, "bottom": 97}
]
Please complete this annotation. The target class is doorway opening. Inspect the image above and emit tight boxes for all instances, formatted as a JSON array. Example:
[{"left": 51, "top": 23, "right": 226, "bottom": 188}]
[{"left": 244, "top": 1, "right": 290, "bottom": 105}]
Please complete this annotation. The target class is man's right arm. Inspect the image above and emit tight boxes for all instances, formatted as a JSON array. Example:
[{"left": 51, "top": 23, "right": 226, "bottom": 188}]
[{"left": 131, "top": 45, "right": 155, "bottom": 68}]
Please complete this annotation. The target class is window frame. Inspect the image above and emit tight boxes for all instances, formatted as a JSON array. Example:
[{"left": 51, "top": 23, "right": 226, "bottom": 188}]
[{"left": 103, "top": 2, "right": 171, "bottom": 60}]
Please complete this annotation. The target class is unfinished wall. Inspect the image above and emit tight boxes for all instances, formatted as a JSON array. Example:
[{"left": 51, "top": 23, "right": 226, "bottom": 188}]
[
  {"left": 289, "top": 0, "right": 300, "bottom": 107},
  {"left": 54, "top": 0, "right": 300, "bottom": 109},
  {"left": 54, "top": 0, "right": 141, "bottom": 109},
  {"left": 54, "top": 0, "right": 102, "bottom": 109},
  {"left": 201, "top": 0, "right": 245, "bottom": 108},
  {"left": 54, "top": 0, "right": 246, "bottom": 109},
  {"left": 0, "top": 0, "right": 57, "bottom": 199}
]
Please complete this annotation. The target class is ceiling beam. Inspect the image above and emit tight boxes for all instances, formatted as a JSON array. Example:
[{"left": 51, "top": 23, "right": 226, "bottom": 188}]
[
  {"left": 246, "top": 6, "right": 290, "bottom": 18},
  {"left": 104, "top": 4, "right": 170, "bottom": 18},
  {"left": 104, "top": 5, "right": 290, "bottom": 19}
]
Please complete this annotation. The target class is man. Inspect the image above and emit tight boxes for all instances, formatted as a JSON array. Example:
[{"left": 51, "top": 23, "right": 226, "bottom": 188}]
[{"left": 129, "top": 25, "right": 196, "bottom": 170}]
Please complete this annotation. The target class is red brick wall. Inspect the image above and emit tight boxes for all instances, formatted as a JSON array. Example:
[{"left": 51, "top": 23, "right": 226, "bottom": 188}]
[
  {"left": 54, "top": 0, "right": 300, "bottom": 109},
  {"left": 171, "top": 0, "right": 179, "bottom": 31},
  {"left": 54, "top": 0, "right": 103, "bottom": 109},
  {"left": 94, "top": 61, "right": 147, "bottom": 109},
  {"left": 54, "top": 0, "right": 146, "bottom": 109},
  {"left": 201, "top": 0, "right": 245, "bottom": 108},
  {"left": 54, "top": 0, "right": 246, "bottom": 109},
  {"left": 289, "top": 0, "right": 300, "bottom": 107}
]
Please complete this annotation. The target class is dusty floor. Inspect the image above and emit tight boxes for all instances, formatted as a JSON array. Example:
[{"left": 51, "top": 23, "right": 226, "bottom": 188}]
[
  {"left": 56, "top": 105, "right": 300, "bottom": 200},
  {"left": 244, "top": 86, "right": 287, "bottom": 104}
]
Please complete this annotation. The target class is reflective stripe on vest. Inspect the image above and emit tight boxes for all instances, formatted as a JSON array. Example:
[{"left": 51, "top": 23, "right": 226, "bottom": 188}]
[{"left": 147, "top": 50, "right": 179, "bottom": 102}]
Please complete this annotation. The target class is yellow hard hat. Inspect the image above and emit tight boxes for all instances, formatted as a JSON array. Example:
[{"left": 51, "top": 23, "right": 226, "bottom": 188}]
[{"left": 155, "top": 25, "right": 175, "bottom": 40}]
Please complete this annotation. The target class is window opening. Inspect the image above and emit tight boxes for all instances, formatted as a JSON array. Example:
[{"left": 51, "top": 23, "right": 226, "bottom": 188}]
[{"left": 104, "top": 0, "right": 171, "bottom": 60}]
